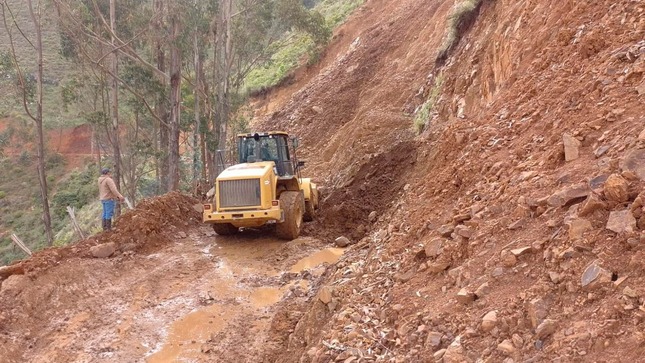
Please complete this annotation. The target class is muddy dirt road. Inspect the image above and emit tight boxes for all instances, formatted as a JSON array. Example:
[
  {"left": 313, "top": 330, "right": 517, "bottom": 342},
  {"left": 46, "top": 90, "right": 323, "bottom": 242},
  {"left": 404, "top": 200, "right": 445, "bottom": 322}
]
[{"left": 0, "top": 220, "right": 342, "bottom": 363}]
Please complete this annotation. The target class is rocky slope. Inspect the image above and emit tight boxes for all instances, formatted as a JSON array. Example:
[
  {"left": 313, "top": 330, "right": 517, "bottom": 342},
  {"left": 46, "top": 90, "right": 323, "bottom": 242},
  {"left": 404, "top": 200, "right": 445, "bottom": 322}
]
[{"left": 255, "top": 0, "right": 645, "bottom": 362}]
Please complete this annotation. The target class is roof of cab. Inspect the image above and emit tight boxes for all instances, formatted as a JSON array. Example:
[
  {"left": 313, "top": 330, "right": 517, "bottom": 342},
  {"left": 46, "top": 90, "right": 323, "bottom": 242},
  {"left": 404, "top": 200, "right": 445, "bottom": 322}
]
[{"left": 237, "top": 131, "right": 289, "bottom": 138}]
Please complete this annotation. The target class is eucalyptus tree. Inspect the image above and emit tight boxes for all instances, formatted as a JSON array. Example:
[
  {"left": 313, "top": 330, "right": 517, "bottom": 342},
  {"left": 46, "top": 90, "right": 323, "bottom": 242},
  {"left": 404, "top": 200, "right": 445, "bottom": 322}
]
[{"left": 0, "top": 0, "right": 54, "bottom": 245}]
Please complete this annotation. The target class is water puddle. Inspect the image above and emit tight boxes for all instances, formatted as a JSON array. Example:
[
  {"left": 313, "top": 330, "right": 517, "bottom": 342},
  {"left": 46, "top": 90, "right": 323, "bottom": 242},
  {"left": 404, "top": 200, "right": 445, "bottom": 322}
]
[
  {"left": 290, "top": 248, "right": 345, "bottom": 273},
  {"left": 249, "top": 287, "right": 283, "bottom": 308},
  {"left": 146, "top": 304, "right": 226, "bottom": 363}
]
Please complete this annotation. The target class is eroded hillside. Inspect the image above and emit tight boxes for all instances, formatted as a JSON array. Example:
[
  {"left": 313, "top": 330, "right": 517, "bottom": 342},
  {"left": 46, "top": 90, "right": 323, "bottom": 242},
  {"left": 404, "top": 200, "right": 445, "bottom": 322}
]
[{"left": 0, "top": 0, "right": 644, "bottom": 362}]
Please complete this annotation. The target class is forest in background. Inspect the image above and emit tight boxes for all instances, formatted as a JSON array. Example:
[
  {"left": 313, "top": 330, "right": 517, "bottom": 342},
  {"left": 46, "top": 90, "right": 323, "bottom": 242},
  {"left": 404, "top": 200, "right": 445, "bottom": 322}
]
[{"left": 0, "top": 0, "right": 364, "bottom": 264}]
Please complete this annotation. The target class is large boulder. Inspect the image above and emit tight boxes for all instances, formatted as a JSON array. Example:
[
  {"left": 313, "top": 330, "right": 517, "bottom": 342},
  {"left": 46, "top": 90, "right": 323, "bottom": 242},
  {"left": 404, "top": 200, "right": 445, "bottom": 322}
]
[
  {"left": 603, "top": 174, "right": 630, "bottom": 202},
  {"left": 621, "top": 149, "right": 645, "bottom": 181}
]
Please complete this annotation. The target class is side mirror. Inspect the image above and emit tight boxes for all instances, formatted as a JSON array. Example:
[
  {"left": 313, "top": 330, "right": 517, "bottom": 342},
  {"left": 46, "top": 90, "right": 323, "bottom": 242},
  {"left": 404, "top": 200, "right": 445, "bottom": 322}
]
[
  {"left": 292, "top": 137, "right": 299, "bottom": 148},
  {"left": 297, "top": 161, "right": 306, "bottom": 167}
]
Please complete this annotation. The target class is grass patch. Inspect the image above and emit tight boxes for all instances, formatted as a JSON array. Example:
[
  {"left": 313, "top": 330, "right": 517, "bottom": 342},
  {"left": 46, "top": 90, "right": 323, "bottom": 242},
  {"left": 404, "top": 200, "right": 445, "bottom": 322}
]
[
  {"left": 413, "top": 75, "right": 444, "bottom": 134},
  {"left": 436, "top": 0, "right": 482, "bottom": 64}
]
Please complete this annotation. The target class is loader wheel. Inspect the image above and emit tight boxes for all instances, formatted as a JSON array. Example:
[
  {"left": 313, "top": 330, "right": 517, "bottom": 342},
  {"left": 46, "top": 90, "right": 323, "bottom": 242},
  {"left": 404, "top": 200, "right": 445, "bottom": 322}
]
[
  {"left": 303, "top": 201, "right": 315, "bottom": 222},
  {"left": 276, "top": 191, "right": 304, "bottom": 240},
  {"left": 213, "top": 223, "right": 238, "bottom": 236}
]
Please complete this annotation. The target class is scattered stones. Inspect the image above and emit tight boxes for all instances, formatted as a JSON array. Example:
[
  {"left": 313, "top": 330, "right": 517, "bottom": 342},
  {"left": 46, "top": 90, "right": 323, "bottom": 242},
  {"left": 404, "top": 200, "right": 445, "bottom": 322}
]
[
  {"left": 497, "top": 339, "right": 516, "bottom": 356},
  {"left": 566, "top": 218, "right": 593, "bottom": 240},
  {"left": 563, "top": 133, "right": 581, "bottom": 161},
  {"left": 481, "top": 310, "right": 498, "bottom": 332},
  {"left": 335, "top": 236, "right": 352, "bottom": 247},
  {"left": 434, "top": 349, "right": 447, "bottom": 361},
  {"left": 623, "top": 286, "right": 639, "bottom": 298},
  {"left": 535, "top": 319, "right": 558, "bottom": 339},
  {"left": 589, "top": 175, "right": 609, "bottom": 192},
  {"left": 549, "top": 271, "right": 562, "bottom": 284},
  {"left": 312, "top": 105, "right": 323, "bottom": 114},
  {"left": 368, "top": 211, "right": 377, "bottom": 223},
  {"left": 456, "top": 288, "right": 476, "bottom": 304},
  {"left": 603, "top": 174, "right": 629, "bottom": 203},
  {"left": 581, "top": 261, "right": 612, "bottom": 288},
  {"left": 90, "top": 242, "right": 116, "bottom": 258},
  {"left": 606, "top": 210, "right": 637, "bottom": 234}
]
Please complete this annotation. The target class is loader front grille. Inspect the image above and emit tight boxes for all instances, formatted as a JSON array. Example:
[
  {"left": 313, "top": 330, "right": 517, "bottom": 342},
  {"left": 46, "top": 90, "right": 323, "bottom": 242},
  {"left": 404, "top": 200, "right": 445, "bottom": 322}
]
[{"left": 218, "top": 179, "right": 261, "bottom": 208}]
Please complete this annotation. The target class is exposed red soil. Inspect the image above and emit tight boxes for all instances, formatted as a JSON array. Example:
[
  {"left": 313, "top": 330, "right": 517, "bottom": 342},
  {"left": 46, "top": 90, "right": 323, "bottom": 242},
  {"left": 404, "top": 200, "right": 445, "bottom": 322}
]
[{"left": 2, "top": 0, "right": 645, "bottom": 362}]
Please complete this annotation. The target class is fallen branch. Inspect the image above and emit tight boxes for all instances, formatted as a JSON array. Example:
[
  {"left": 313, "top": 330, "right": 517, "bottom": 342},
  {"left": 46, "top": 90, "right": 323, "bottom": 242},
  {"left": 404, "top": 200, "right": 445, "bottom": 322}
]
[
  {"left": 10, "top": 234, "right": 32, "bottom": 256},
  {"left": 67, "top": 206, "right": 86, "bottom": 240}
]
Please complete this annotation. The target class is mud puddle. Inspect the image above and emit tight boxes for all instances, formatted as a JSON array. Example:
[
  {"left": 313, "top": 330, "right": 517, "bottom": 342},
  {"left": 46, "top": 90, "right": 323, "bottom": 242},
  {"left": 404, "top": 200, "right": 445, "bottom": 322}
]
[
  {"left": 145, "top": 234, "right": 334, "bottom": 362},
  {"left": 290, "top": 247, "right": 345, "bottom": 273}
]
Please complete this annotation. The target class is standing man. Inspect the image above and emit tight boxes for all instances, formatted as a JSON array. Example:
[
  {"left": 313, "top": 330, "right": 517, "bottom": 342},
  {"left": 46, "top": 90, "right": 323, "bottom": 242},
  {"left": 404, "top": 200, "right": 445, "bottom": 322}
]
[{"left": 98, "top": 168, "right": 124, "bottom": 231}]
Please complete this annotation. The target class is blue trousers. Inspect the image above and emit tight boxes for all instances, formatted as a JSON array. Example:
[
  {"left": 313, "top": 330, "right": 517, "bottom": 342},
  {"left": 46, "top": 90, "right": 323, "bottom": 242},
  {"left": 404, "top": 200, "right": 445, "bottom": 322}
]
[{"left": 102, "top": 200, "right": 115, "bottom": 220}]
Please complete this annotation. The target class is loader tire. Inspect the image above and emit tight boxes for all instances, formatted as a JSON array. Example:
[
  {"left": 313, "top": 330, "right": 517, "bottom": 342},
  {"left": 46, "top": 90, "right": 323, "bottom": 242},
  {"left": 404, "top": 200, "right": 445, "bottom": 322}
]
[
  {"left": 213, "top": 223, "right": 238, "bottom": 236},
  {"left": 276, "top": 191, "right": 304, "bottom": 240},
  {"left": 303, "top": 201, "right": 315, "bottom": 222}
]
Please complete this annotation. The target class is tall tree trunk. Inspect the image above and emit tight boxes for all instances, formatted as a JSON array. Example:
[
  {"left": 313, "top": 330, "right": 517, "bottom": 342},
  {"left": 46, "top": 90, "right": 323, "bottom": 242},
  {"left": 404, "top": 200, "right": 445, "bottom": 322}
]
[
  {"left": 214, "top": 0, "right": 232, "bottom": 163},
  {"left": 154, "top": 0, "right": 168, "bottom": 194},
  {"left": 167, "top": 13, "right": 181, "bottom": 192},
  {"left": 109, "top": 0, "right": 122, "bottom": 216},
  {"left": 192, "top": 31, "right": 201, "bottom": 194},
  {"left": 27, "top": 0, "right": 53, "bottom": 246}
]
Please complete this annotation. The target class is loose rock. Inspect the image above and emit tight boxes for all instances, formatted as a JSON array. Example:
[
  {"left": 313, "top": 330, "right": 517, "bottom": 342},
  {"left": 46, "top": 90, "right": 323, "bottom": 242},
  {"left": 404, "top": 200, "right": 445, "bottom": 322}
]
[
  {"left": 581, "top": 261, "right": 612, "bottom": 288},
  {"left": 606, "top": 210, "right": 637, "bottom": 234},
  {"left": 621, "top": 149, "right": 645, "bottom": 181},
  {"left": 566, "top": 218, "right": 593, "bottom": 240},
  {"left": 90, "top": 242, "right": 116, "bottom": 258},
  {"left": 481, "top": 310, "right": 498, "bottom": 332},
  {"left": 335, "top": 236, "right": 352, "bottom": 247},
  {"left": 535, "top": 319, "right": 558, "bottom": 339},
  {"left": 456, "top": 288, "right": 476, "bottom": 304},
  {"left": 563, "top": 133, "right": 581, "bottom": 161},
  {"left": 318, "top": 286, "right": 333, "bottom": 304},
  {"left": 603, "top": 174, "right": 629, "bottom": 203},
  {"left": 497, "top": 339, "right": 516, "bottom": 356}
]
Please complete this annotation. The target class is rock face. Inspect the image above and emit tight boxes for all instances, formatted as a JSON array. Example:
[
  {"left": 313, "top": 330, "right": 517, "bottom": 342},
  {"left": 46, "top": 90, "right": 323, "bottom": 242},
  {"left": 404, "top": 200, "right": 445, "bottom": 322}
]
[
  {"left": 90, "top": 242, "right": 116, "bottom": 258},
  {"left": 563, "top": 133, "right": 581, "bottom": 161},
  {"left": 603, "top": 174, "right": 630, "bottom": 202},
  {"left": 606, "top": 210, "right": 637, "bottom": 234}
]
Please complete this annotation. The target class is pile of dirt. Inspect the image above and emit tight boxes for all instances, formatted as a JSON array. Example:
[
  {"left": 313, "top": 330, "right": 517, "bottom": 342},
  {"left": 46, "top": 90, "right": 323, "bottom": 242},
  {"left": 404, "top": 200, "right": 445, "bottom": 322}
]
[{"left": 0, "top": 191, "right": 200, "bottom": 280}]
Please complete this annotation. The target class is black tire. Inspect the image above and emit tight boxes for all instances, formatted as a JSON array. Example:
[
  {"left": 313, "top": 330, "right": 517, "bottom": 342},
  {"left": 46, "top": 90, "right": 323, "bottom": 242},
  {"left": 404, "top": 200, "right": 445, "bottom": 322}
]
[
  {"left": 276, "top": 191, "right": 304, "bottom": 240},
  {"left": 213, "top": 223, "right": 238, "bottom": 236}
]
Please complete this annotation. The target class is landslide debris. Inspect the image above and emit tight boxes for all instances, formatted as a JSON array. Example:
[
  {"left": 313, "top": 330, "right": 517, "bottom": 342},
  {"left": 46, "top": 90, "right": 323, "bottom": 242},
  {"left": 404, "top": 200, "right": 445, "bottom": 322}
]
[{"left": 253, "top": 0, "right": 645, "bottom": 362}]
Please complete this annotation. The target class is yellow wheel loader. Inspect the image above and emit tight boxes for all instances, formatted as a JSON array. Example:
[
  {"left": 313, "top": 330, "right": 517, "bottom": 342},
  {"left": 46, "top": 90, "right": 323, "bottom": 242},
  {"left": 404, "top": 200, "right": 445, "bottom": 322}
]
[{"left": 203, "top": 131, "right": 319, "bottom": 240}]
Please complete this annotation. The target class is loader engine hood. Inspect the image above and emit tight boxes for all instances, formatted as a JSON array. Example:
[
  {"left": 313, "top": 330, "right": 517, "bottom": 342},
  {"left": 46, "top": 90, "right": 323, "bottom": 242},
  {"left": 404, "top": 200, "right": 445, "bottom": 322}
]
[{"left": 217, "top": 162, "right": 274, "bottom": 180}]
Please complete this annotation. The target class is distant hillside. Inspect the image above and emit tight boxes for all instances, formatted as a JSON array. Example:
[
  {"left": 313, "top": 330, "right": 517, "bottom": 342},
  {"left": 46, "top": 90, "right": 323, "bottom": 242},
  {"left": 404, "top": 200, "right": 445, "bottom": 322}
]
[{"left": 0, "top": 0, "right": 76, "bottom": 126}]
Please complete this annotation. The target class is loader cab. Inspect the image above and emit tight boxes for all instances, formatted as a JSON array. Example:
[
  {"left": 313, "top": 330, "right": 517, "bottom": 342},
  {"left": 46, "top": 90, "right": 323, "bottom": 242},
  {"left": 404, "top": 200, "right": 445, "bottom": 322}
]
[{"left": 238, "top": 132, "right": 295, "bottom": 177}]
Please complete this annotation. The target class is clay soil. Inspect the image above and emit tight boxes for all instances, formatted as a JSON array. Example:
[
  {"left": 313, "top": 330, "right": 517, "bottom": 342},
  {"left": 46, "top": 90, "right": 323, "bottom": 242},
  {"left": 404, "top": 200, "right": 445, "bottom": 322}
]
[{"left": 2, "top": 0, "right": 645, "bottom": 362}]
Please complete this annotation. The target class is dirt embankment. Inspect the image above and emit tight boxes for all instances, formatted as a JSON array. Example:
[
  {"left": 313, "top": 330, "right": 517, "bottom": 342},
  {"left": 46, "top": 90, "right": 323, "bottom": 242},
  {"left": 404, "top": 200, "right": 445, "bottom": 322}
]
[
  {"left": 254, "top": 0, "right": 645, "bottom": 362},
  {"left": 1, "top": 0, "right": 644, "bottom": 362}
]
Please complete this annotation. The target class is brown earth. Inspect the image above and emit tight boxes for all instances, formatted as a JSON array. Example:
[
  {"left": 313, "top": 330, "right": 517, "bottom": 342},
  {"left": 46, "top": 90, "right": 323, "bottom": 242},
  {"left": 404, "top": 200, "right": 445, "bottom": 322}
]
[{"left": 2, "top": 0, "right": 645, "bottom": 362}]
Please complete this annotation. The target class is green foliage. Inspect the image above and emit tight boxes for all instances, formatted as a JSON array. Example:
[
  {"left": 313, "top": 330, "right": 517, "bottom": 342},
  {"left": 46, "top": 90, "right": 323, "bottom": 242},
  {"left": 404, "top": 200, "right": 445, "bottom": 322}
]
[
  {"left": 0, "top": 191, "right": 6, "bottom": 199},
  {"left": 51, "top": 164, "right": 98, "bottom": 221},
  {"left": 413, "top": 75, "right": 444, "bottom": 134},
  {"left": 243, "top": 0, "right": 363, "bottom": 94},
  {"left": 437, "top": 0, "right": 482, "bottom": 62}
]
